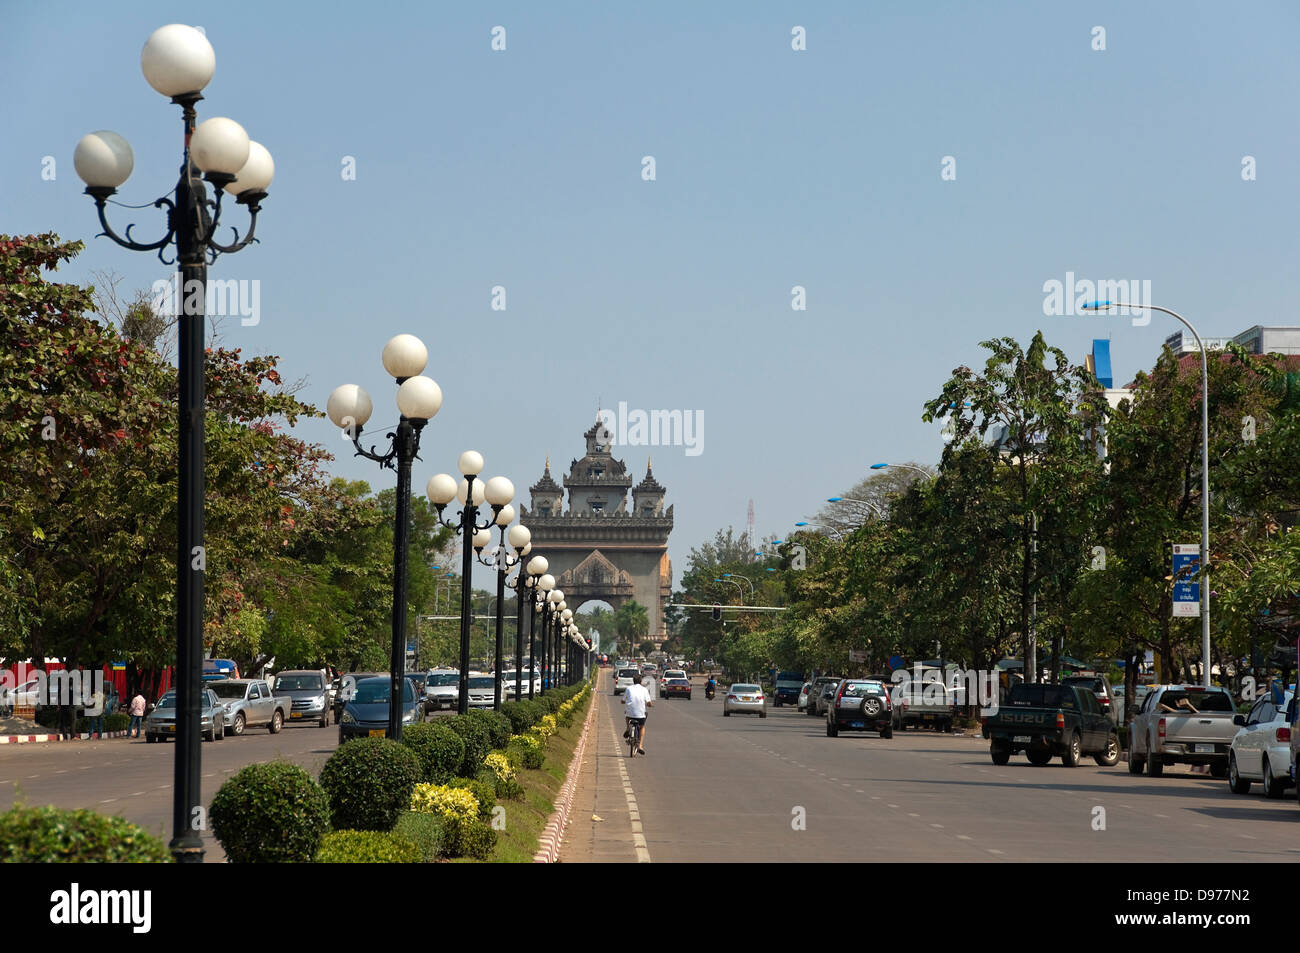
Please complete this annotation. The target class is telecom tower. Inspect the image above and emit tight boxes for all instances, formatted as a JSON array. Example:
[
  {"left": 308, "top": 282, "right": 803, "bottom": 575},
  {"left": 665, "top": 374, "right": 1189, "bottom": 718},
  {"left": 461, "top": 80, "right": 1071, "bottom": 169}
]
[{"left": 747, "top": 499, "right": 755, "bottom": 561}]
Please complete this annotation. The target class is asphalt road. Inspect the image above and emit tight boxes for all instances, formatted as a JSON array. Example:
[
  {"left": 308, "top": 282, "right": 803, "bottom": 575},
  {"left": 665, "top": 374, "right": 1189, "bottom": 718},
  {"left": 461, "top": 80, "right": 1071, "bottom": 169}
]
[
  {"left": 564, "top": 681, "right": 1300, "bottom": 862},
  {"left": 0, "top": 720, "right": 341, "bottom": 862}
]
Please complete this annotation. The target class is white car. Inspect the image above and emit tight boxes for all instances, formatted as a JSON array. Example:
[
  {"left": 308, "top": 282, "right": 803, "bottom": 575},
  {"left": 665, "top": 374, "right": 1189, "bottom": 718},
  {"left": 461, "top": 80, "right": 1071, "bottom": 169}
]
[
  {"left": 465, "top": 674, "right": 496, "bottom": 708},
  {"left": 503, "top": 670, "right": 540, "bottom": 698},
  {"left": 723, "top": 683, "right": 766, "bottom": 718},
  {"left": 1228, "top": 691, "right": 1295, "bottom": 798},
  {"left": 425, "top": 670, "right": 461, "bottom": 711},
  {"left": 613, "top": 668, "right": 640, "bottom": 695},
  {"left": 797, "top": 682, "right": 812, "bottom": 712}
]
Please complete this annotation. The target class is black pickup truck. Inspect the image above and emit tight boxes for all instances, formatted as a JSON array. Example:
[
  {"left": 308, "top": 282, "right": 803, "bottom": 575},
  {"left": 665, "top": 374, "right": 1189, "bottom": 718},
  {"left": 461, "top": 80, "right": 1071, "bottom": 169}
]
[{"left": 986, "top": 683, "right": 1120, "bottom": 767}]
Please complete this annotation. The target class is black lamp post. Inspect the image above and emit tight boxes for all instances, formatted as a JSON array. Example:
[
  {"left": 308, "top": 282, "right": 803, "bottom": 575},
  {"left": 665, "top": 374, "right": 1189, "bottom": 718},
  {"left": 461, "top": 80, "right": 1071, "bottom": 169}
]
[
  {"left": 516, "top": 556, "right": 548, "bottom": 702},
  {"left": 328, "top": 336, "right": 444, "bottom": 741},
  {"left": 530, "top": 573, "right": 553, "bottom": 699},
  {"left": 75, "top": 24, "right": 274, "bottom": 865},
  {"left": 474, "top": 512, "right": 531, "bottom": 709},
  {"left": 426, "top": 460, "right": 514, "bottom": 714}
]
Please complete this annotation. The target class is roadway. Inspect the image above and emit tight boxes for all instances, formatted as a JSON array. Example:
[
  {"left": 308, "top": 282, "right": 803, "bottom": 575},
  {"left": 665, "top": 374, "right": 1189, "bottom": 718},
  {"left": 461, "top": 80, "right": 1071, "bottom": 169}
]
[{"left": 561, "top": 679, "right": 1300, "bottom": 862}]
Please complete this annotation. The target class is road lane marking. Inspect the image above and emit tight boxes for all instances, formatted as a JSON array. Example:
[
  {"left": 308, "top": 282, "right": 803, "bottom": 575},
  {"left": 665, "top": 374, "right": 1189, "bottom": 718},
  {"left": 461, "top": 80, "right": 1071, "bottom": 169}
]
[
  {"left": 907, "top": 813, "right": 921, "bottom": 817},
  {"left": 26, "top": 775, "right": 39, "bottom": 779},
  {"left": 930, "top": 823, "right": 944, "bottom": 828},
  {"left": 987, "top": 849, "right": 1004, "bottom": 855},
  {"left": 855, "top": 789, "right": 864, "bottom": 794},
  {"left": 130, "top": 791, "right": 145, "bottom": 796},
  {"left": 956, "top": 835, "right": 972, "bottom": 840},
  {"left": 99, "top": 798, "right": 117, "bottom": 804}
]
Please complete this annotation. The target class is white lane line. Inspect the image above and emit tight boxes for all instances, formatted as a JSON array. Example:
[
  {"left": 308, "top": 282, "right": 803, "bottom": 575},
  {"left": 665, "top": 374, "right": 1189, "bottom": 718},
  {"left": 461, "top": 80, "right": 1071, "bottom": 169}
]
[
  {"left": 99, "top": 798, "right": 117, "bottom": 804},
  {"left": 855, "top": 789, "right": 864, "bottom": 794},
  {"left": 987, "top": 849, "right": 1004, "bottom": 855},
  {"left": 1154, "top": 813, "right": 1168, "bottom": 818},
  {"left": 930, "top": 823, "right": 944, "bottom": 828},
  {"left": 130, "top": 791, "right": 145, "bottom": 797},
  {"left": 55, "top": 769, "right": 68, "bottom": 774},
  {"left": 26, "top": 774, "right": 39, "bottom": 779},
  {"left": 956, "top": 835, "right": 972, "bottom": 840},
  {"left": 887, "top": 803, "right": 899, "bottom": 809},
  {"left": 907, "top": 813, "right": 921, "bottom": 818}
]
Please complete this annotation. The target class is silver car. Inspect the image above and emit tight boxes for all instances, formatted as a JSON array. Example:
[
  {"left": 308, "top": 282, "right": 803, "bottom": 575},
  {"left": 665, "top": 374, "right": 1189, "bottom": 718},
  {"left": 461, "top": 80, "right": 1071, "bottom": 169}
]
[
  {"left": 425, "top": 671, "right": 461, "bottom": 711},
  {"left": 466, "top": 674, "right": 496, "bottom": 708},
  {"left": 723, "top": 683, "right": 767, "bottom": 718},
  {"left": 144, "top": 688, "right": 225, "bottom": 743},
  {"left": 1228, "top": 691, "right": 1295, "bottom": 798}
]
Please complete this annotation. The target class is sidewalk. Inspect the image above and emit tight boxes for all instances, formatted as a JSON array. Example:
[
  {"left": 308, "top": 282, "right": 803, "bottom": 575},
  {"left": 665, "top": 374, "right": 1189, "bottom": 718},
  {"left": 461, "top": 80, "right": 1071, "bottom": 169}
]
[
  {"left": 0, "top": 715, "right": 130, "bottom": 744},
  {"left": 557, "top": 687, "right": 646, "bottom": 863}
]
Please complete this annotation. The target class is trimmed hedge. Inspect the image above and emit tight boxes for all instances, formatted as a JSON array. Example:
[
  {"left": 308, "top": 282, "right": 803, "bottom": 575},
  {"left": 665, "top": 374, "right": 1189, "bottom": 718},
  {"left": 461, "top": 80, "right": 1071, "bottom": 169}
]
[
  {"left": 210, "top": 761, "right": 330, "bottom": 863},
  {"left": 442, "top": 716, "right": 492, "bottom": 777},
  {"left": 448, "top": 777, "right": 496, "bottom": 820},
  {"left": 392, "top": 811, "right": 449, "bottom": 862},
  {"left": 447, "top": 815, "right": 497, "bottom": 860},
  {"left": 319, "top": 738, "right": 421, "bottom": 832},
  {"left": 399, "top": 723, "right": 465, "bottom": 784},
  {"left": 314, "top": 830, "right": 421, "bottom": 863},
  {"left": 0, "top": 805, "right": 170, "bottom": 862},
  {"left": 466, "top": 709, "right": 512, "bottom": 750},
  {"left": 508, "top": 734, "right": 545, "bottom": 769}
]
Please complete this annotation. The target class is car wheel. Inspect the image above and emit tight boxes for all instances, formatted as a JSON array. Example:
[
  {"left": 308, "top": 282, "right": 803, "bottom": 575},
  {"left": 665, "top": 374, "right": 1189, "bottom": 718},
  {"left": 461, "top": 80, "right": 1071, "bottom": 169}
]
[
  {"left": 881, "top": 724, "right": 893, "bottom": 739},
  {"left": 1209, "top": 761, "right": 1228, "bottom": 780},
  {"left": 1128, "top": 753, "right": 1144, "bottom": 775},
  {"left": 145, "top": 734, "right": 157, "bottom": 744},
  {"left": 826, "top": 720, "right": 838, "bottom": 737},
  {"left": 1228, "top": 753, "right": 1251, "bottom": 794},
  {"left": 1263, "top": 758, "right": 1285, "bottom": 798},
  {"left": 268, "top": 711, "right": 284, "bottom": 734},
  {"left": 204, "top": 726, "right": 214, "bottom": 742},
  {"left": 1147, "top": 756, "right": 1164, "bottom": 777},
  {"left": 1026, "top": 748, "right": 1053, "bottom": 766},
  {"left": 1094, "top": 732, "right": 1120, "bottom": 767},
  {"left": 990, "top": 740, "right": 1011, "bottom": 765},
  {"left": 1061, "top": 732, "right": 1082, "bottom": 767},
  {"left": 760, "top": 711, "right": 767, "bottom": 718},
  {"left": 724, "top": 708, "right": 730, "bottom": 717}
]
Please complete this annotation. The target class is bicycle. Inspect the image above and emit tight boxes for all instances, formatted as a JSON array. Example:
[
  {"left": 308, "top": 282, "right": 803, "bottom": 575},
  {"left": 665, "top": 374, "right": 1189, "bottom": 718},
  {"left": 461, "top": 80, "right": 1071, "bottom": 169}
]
[{"left": 627, "top": 718, "right": 643, "bottom": 758}]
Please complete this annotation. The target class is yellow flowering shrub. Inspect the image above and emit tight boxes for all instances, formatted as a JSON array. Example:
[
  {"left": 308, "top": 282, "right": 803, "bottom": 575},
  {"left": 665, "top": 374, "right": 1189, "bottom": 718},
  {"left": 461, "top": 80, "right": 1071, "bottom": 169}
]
[
  {"left": 484, "top": 752, "right": 516, "bottom": 784},
  {"left": 409, "top": 783, "right": 478, "bottom": 821}
]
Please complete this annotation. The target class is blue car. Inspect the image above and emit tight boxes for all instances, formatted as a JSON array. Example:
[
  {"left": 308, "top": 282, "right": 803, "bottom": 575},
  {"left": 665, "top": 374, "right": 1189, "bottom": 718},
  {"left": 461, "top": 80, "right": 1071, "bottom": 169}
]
[{"left": 337, "top": 676, "right": 422, "bottom": 743}]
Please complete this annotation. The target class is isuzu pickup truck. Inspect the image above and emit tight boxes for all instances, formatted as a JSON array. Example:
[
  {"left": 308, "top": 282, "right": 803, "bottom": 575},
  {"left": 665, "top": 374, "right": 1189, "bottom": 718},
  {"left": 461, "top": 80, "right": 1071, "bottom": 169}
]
[
  {"left": 1128, "top": 684, "right": 1237, "bottom": 777},
  {"left": 986, "top": 682, "right": 1120, "bottom": 767}
]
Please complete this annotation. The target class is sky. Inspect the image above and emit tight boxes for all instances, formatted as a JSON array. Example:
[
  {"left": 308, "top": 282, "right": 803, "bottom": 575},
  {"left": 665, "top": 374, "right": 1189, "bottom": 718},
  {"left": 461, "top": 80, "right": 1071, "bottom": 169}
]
[{"left": 4, "top": 0, "right": 1299, "bottom": 601}]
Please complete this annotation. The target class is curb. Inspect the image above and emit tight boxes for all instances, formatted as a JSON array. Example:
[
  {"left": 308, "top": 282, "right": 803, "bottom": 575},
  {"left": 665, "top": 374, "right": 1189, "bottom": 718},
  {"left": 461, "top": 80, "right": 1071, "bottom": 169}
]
[
  {"left": 533, "top": 690, "right": 597, "bottom": 863},
  {"left": 0, "top": 731, "right": 131, "bottom": 745}
]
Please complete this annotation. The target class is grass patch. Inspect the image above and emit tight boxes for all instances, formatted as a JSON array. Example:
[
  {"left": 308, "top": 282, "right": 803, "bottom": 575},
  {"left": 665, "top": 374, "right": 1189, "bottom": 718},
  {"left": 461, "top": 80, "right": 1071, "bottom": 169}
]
[{"left": 485, "top": 691, "right": 591, "bottom": 863}]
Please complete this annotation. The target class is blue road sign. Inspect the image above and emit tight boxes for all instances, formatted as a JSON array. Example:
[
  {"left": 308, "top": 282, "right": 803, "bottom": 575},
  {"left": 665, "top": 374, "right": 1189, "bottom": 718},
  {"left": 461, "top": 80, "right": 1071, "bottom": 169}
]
[{"left": 1172, "top": 544, "right": 1200, "bottom": 618}]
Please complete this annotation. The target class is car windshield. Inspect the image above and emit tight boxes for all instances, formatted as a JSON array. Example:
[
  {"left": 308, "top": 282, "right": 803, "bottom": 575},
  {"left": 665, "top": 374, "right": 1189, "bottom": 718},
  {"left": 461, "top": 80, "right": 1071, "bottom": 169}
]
[
  {"left": 275, "top": 675, "right": 322, "bottom": 691},
  {"left": 618, "top": 669, "right": 639, "bottom": 678},
  {"left": 667, "top": 679, "right": 689, "bottom": 685},
  {"left": 665, "top": 671, "right": 685, "bottom": 679},
  {"left": 209, "top": 682, "right": 248, "bottom": 699},
  {"left": 1158, "top": 690, "right": 1235, "bottom": 713},
  {"left": 468, "top": 676, "right": 494, "bottom": 689},
  {"left": 731, "top": 684, "right": 759, "bottom": 692},
  {"left": 155, "top": 692, "right": 176, "bottom": 709},
  {"left": 353, "top": 680, "right": 413, "bottom": 704},
  {"left": 842, "top": 682, "right": 884, "bottom": 696},
  {"left": 429, "top": 674, "right": 459, "bottom": 686},
  {"left": 1007, "top": 685, "right": 1077, "bottom": 709}
]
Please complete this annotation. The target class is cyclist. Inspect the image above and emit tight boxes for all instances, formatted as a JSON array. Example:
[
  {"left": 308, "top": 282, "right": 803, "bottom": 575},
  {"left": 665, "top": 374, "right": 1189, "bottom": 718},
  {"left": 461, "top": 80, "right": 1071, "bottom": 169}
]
[{"left": 621, "top": 673, "right": 653, "bottom": 755}]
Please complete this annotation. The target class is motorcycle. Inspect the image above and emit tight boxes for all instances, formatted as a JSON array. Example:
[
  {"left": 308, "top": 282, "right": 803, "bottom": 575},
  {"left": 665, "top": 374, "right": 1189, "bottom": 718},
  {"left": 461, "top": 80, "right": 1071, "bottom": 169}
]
[{"left": 705, "top": 683, "right": 716, "bottom": 700}]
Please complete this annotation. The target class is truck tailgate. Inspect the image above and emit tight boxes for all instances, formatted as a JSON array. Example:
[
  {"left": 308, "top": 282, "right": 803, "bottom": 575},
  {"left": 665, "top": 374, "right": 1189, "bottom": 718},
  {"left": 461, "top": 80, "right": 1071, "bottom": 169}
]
[
  {"left": 1161, "top": 714, "right": 1238, "bottom": 745},
  {"left": 990, "top": 709, "right": 1058, "bottom": 733}
]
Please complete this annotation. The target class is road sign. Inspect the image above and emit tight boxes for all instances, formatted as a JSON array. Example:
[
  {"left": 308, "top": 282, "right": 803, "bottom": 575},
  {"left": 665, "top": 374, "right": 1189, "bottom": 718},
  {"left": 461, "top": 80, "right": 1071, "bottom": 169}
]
[
  {"left": 1172, "top": 544, "right": 1200, "bottom": 618},
  {"left": 848, "top": 649, "right": 868, "bottom": 664}
]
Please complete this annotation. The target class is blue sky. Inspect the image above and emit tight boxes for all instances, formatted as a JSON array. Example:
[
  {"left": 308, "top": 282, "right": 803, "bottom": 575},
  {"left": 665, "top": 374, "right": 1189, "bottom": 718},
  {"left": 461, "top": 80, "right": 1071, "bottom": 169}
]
[{"left": 4, "top": 0, "right": 1299, "bottom": 597}]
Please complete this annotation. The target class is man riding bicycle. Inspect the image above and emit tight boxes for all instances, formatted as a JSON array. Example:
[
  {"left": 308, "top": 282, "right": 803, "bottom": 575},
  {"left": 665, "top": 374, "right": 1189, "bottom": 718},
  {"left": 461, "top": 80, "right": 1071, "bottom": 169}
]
[{"left": 621, "top": 674, "right": 653, "bottom": 756}]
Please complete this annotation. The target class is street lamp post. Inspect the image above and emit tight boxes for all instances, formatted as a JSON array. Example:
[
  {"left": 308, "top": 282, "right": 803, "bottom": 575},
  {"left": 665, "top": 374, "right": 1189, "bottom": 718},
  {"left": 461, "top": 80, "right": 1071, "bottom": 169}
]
[
  {"left": 545, "top": 589, "right": 565, "bottom": 693},
  {"left": 329, "top": 334, "right": 444, "bottom": 741},
  {"left": 426, "top": 456, "right": 514, "bottom": 713},
  {"left": 559, "top": 606, "right": 574, "bottom": 686},
  {"left": 518, "top": 556, "right": 548, "bottom": 700},
  {"left": 869, "top": 462, "right": 933, "bottom": 478},
  {"left": 474, "top": 507, "right": 531, "bottom": 709},
  {"left": 1083, "top": 300, "right": 1212, "bottom": 687},
  {"left": 535, "top": 574, "right": 556, "bottom": 696},
  {"left": 722, "top": 573, "right": 755, "bottom": 600},
  {"left": 75, "top": 24, "right": 275, "bottom": 864}
]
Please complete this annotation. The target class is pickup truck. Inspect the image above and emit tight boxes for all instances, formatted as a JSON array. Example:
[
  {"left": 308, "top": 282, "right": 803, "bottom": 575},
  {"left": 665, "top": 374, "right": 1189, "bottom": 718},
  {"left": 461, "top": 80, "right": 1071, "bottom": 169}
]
[
  {"left": 986, "top": 682, "right": 1120, "bottom": 767},
  {"left": 209, "top": 678, "right": 291, "bottom": 736},
  {"left": 1128, "top": 684, "right": 1237, "bottom": 778},
  {"left": 891, "top": 678, "right": 959, "bottom": 733}
]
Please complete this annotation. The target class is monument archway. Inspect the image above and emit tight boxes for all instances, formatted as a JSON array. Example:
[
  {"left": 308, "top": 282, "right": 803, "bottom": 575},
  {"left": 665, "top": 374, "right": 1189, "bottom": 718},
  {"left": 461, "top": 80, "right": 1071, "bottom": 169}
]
[{"left": 521, "top": 418, "right": 673, "bottom": 642}]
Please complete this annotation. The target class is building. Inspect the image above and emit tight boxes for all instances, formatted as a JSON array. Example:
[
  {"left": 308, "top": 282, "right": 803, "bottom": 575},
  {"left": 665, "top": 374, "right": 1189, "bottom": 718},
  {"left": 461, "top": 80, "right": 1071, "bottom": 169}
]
[{"left": 1165, "top": 325, "right": 1300, "bottom": 356}]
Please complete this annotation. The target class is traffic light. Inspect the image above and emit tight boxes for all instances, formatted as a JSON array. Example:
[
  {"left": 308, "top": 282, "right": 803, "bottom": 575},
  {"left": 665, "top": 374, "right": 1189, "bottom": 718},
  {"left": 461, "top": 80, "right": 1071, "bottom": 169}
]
[{"left": 712, "top": 604, "right": 721, "bottom": 621}]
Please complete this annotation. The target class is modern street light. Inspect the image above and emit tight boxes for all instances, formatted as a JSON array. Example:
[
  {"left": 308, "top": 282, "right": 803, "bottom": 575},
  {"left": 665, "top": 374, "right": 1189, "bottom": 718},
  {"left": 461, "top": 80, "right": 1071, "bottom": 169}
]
[
  {"left": 426, "top": 454, "right": 512, "bottom": 713},
  {"left": 329, "top": 334, "right": 443, "bottom": 740},
  {"left": 75, "top": 24, "right": 274, "bottom": 863},
  {"left": 519, "top": 556, "right": 548, "bottom": 699},
  {"left": 474, "top": 502, "right": 530, "bottom": 708},
  {"left": 722, "top": 573, "right": 755, "bottom": 599},
  {"left": 869, "top": 462, "right": 933, "bottom": 477},
  {"left": 1083, "top": 299, "right": 1212, "bottom": 687}
]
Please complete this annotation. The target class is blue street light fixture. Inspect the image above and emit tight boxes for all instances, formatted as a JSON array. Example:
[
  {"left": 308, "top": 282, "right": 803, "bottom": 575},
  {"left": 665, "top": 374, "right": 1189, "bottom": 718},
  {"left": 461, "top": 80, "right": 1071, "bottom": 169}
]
[
  {"left": 794, "top": 521, "right": 809, "bottom": 527},
  {"left": 870, "top": 462, "right": 931, "bottom": 476},
  {"left": 1083, "top": 299, "right": 1211, "bottom": 688}
]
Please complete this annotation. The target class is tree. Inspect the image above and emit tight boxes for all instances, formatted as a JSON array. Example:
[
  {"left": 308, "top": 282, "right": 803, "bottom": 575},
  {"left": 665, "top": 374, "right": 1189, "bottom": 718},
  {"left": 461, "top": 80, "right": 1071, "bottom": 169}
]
[{"left": 615, "top": 601, "right": 650, "bottom": 646}]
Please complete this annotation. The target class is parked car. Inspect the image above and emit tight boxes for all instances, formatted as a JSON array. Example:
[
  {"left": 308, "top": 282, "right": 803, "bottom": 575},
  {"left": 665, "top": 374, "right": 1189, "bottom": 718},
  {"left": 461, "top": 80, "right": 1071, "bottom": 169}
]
[
  {"left": 1128, "top": 684, "right": 1238, "bottom": 777},
  {"left": 662, "top": 677, "right": 692, "bottom": 700},
  {"left": 1062, "top": 675, "right": 1117, "bottom": 723},
  {"left": 723, "top": 683, "right": 766, "bottom": 717},
  {"left": 503, "top": 670, "right": 540, "bottom": 699},
  {"left": 797, "top": 682, "right": 812, "bottom": 712},
  {"left": 892, "top": 679, "right": 958, "bottom": 732},
  {"left": 806, "top": 676, "right": 842, "bottom": 718},
  {"left": 1228, "top": 691, "right": 1295, "bottom": 798},
  {"left": 986, "top": 682, "right": 1120, "bottom": 767},
  {"left": 338, "top": 676, "right": 422, "bottom": 742},
  {"left": 826, "top": 679, "right": 893, "bottom": 738},
  {"left": 466, "top": 674, "right": 496, "bottom": 708},
  {"left": 144, "top": 688, "right": 225, "bottom": 743},
  {"left": 209, "top": 678, "right": 291, "bottom": 736},
  {"left": 424, "top": 670, "right": 461, "bottom": 711},
  {"left": 272, "top": 670, "right": 332, "bottom": 727},
  {"left": 1110, "top": 683, "right": 1153, "bottom": 724},
  {"left": 614, "top": 668, "right": 640, "bottom": 695}
]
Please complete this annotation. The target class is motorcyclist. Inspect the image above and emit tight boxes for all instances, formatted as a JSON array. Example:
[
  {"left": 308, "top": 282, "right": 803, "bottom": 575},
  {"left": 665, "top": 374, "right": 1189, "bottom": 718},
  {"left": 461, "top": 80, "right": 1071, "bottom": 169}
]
[{"left": 705, "top": 674, "right": 717, "bottom": 698}]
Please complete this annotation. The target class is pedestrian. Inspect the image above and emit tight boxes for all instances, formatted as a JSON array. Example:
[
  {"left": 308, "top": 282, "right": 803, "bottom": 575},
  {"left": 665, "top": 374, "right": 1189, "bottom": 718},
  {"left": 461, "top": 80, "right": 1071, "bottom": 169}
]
[
  {"left": 87, "top": 688, "right": 105, "bottom": 738},
  {"left": 129, "top": 691, "right": 146, "bottom": 738}
]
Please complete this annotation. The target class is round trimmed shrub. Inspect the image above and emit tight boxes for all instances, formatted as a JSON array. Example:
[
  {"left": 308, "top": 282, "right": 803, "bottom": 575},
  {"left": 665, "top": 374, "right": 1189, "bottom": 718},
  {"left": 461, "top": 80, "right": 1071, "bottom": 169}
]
[
  {"left": 466, "top": 709, "right": 512, "bottom": 750},
  {"left": 0, "top": 805, "right": 170, "bottom": 862},
  {"left": 392, "top": 811, "right": 449, "bottom": 862},
  {"left": 448, "top": 777, "right": 496, "bottom": 820},
  {"left": 210, "top": 761, "right": 330, "bottom": 863},
  {"left": 319, "top": 738, "right": 421, "bottom": 832},
  {"left": 447, "top": 816, "right": 497, "bottom": 860},
  {"left": 314, "top": 830, "right": 421, "bottom": 863},
  {"left": 508, "top": 735, "right": 545, "bottom": 770},
  {"left": 443, "top": 716, "right": 491, "bottom": 777},
  {"left": 499, "top": 702, "right": 531, "bottom": 735},
  {"left": 399, "top": 723, "right": 465, "bottom": 784}
]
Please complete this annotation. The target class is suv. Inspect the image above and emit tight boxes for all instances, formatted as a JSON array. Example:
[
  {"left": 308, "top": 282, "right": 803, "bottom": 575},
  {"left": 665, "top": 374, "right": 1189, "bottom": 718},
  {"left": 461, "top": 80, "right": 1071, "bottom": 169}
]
[
  {"left": 614, "top": 668, "right": 640, "bottom": 695},
  {"left": 272, "top": 670, "right": 331, "bottom": 727},
  {"left": 805, "top": 676, "right": 842, "bottom": 717},
  {"left": 827, "top": 679, "right": 893, "bottom": 738},
  {"left": 1062, "top": 675, "right": 1116, "bottom": 723}
]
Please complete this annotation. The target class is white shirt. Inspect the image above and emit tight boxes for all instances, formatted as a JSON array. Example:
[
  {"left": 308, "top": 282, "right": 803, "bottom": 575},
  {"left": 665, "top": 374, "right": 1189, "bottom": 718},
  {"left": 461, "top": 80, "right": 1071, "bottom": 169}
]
[{"left": 624, "top": 683, "right": 651, "bottom": 719}]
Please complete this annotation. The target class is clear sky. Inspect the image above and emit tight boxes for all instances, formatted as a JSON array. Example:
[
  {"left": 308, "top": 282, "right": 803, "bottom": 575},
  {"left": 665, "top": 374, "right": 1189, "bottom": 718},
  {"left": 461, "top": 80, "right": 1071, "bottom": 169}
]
[{"left": 4, "top": 0, "right": 1299, "bottom": 597}]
